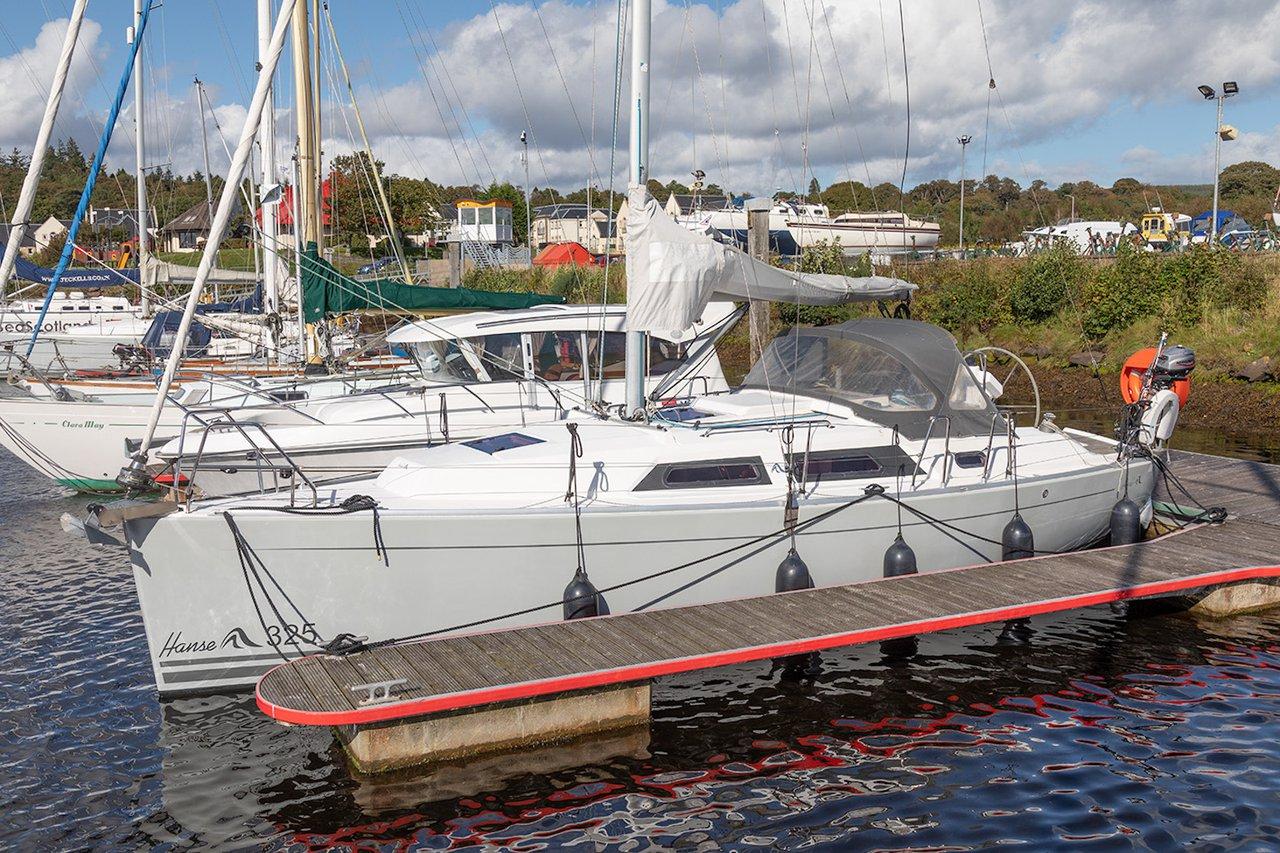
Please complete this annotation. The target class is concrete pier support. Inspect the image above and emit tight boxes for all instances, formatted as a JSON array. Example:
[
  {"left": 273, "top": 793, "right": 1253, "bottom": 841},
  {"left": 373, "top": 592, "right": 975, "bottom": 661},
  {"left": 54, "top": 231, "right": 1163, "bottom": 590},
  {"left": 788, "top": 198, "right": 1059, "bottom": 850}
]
[
  {"left": 1184, "top": 578, "right": 1280, "bottom": 618},
  {"left": 336, "top": 682, "right": 651, "bottom": 774}
]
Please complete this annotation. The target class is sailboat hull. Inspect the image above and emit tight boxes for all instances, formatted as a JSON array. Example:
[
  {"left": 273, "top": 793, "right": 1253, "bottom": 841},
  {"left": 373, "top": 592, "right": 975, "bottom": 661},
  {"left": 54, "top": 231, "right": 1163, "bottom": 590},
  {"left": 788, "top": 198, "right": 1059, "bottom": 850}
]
[{"left": 124, "top": 457, "right": 1149, "bottom": 694}]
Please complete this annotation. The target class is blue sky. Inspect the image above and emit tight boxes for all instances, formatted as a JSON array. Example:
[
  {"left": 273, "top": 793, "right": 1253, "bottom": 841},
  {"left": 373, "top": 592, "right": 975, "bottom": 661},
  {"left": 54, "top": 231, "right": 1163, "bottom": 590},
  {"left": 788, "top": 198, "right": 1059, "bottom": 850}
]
[{"left": 2, "top": 1, "right": 1278, "bottom": 194}]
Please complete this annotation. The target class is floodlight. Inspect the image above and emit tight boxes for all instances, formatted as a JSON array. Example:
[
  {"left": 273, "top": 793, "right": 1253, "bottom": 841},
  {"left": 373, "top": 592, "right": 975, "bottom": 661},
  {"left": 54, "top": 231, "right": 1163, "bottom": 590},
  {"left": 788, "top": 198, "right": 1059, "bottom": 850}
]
[
  {"left": 1223, "top": 81, "right": 1239, "bottom": 95},
  {"left": 1197, "top": 84, "right": 1215, "bottom": 99},
  {"left": 957, "top": 135, "right": 973, "bottom": 145}
]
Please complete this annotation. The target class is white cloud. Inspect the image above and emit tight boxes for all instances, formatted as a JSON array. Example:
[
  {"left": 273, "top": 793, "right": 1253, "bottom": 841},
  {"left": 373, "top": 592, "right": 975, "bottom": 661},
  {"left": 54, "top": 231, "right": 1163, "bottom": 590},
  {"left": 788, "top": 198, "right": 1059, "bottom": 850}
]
[
  {"left": 6, "top": 1, "right": 1280, "bottom": 198},
  {"left": 0, "top": 17, "right": 106, "bottom": 154}
]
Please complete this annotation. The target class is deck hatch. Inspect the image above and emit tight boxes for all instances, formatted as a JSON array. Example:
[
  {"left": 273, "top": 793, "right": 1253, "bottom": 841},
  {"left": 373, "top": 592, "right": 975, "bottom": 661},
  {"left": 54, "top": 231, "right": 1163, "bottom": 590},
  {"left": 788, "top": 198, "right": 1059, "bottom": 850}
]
[{"left": 635, "top": 456, "right": 771, "bottom": 490}]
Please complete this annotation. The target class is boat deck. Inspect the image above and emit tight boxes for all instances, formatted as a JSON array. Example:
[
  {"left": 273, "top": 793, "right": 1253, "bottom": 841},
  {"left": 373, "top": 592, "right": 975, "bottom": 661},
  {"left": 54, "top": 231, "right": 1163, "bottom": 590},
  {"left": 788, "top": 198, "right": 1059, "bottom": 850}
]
[{"left": 258, "top": 450, "right": 1280, "bottom": 726}]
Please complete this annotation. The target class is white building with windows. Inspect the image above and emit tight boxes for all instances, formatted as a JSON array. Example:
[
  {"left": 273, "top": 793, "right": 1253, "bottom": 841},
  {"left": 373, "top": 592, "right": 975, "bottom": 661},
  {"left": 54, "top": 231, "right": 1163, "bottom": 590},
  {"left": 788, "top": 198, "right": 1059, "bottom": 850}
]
[
  {"left": 453, "top": 199, "right": 514, "bottom": 244},
  {"left": 530, "top": 203, "right": 619, "bottom": 255}
]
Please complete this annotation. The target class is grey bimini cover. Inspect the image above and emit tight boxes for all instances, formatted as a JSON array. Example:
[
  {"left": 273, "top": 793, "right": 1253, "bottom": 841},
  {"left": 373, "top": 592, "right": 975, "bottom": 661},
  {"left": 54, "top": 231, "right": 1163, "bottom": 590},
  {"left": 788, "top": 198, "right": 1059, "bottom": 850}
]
[
  {"left": 743, "top": 318, "right": 1003, "bottom": 440},
  {"left": 623, "top": 186, "right": 916, "bottom": 340}
]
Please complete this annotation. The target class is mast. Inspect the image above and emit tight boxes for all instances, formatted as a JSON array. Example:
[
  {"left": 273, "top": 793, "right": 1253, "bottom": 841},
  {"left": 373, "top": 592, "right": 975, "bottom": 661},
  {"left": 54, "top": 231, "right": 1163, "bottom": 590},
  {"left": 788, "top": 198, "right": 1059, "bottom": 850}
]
[
  {"left": 195, "top": 77, "right": 216, "bottom": 234},
  {"left": 623, "top": 0, "right": 650, "bottom": 417},
  {"left": 292, "top": 0, "right": 320, "bottom": 250},
  {"left": 118, "top": 0, "right": 298, "bottom": 488},
  {"left": 258, "top": 0, "right": 282, "bottom": 317},
  {"left": 0, "top": 0, "right": 89, "bottom": 298},
  {"left": 132, "top": 0, "right": 152, "bottom": 315}
]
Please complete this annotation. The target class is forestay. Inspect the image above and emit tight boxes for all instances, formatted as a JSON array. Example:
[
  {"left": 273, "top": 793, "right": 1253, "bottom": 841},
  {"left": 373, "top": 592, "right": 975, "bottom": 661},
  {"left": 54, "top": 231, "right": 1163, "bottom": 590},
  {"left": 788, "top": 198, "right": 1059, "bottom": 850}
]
[{"left": 623, "top": 187, "right": 916, "bottom": 340}]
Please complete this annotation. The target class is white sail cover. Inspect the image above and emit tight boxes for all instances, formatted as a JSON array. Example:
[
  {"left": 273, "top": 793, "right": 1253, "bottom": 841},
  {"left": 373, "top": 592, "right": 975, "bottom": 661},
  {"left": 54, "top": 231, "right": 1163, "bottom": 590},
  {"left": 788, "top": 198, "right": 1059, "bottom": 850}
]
[{"left": 624, "top": 187, "right": 916, "bottom": 340}]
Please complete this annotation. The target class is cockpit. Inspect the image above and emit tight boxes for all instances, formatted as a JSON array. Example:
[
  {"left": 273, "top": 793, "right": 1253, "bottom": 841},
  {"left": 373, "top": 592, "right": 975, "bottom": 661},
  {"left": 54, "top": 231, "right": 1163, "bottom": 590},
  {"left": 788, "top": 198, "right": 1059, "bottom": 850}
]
[{"left": 742, "top": 319, "right": 1001, "bottom": 438}]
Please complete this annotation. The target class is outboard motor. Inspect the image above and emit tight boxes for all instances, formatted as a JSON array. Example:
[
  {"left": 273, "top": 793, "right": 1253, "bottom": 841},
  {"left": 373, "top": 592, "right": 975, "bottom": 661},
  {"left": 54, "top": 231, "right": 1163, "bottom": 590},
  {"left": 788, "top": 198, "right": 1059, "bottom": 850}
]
[{"left": 1120, "top": 339, "right": 1195, "bottom": 448}]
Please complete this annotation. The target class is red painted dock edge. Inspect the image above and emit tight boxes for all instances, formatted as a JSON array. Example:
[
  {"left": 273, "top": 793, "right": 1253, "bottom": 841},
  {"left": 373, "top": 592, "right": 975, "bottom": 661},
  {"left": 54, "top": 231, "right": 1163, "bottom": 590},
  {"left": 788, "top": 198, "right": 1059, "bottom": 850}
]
[{"left": 256, "top": 562, "right": 1280, "bottom": 727}]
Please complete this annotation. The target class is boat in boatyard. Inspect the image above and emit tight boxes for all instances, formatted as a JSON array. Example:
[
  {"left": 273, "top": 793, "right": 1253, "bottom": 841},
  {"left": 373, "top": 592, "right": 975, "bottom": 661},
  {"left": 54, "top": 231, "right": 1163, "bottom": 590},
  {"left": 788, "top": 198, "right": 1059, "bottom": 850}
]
[
  {"left": 679, "top": 199, "right": 941, "bottom": 256},
  {"left": 151, "top": 302, "right": 736, "bottom": 496},
  {"left": 107, "top": 316, "right": 1165, "bottom": 695}
]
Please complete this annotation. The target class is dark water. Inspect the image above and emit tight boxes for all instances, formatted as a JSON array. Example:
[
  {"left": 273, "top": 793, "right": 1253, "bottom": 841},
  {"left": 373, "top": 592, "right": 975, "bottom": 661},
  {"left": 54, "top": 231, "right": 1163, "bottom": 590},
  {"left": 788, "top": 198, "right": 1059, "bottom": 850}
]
[{"left": 3, "top": 411, "right": 1280, "bottom": 850}]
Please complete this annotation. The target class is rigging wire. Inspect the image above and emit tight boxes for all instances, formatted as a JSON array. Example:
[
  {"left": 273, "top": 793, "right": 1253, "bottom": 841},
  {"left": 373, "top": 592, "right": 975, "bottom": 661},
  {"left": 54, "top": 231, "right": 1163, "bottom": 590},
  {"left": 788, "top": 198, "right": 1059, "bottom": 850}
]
[
  {"left": 396, "top": 0, "right": 487, "bottom": 188},
  {"left": 392, "top": 1, "right": 475, "bottom": 188},
  {"left": 533, "top": 2, "right": 603, "bottom": 191},
  {"left": 896, "top": 0, "right": 910, "bottom": 213},
  {"left": 816, "top": 1, "right": 880, "bottom": 210},
  {"left": 974, "top": 0, "right": 1044, "bottom": 225},
  {"left": 414, "top": 11, "right": 499, "bottom": 187},
  {"left": 489, "top": 1, "right": 553, "bottom": 188},
  {"left": 682, "top": 1, "right": 729, "bottom": 181}
]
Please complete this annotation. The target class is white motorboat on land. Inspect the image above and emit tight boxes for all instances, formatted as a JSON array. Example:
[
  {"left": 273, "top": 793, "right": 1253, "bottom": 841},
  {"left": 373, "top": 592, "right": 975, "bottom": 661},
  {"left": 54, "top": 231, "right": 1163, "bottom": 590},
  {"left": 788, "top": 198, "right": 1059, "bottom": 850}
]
[
  {"left": 110, "top": 316, "right": 1176, "bottom": 694},
  {"left": 1021, "top": 219, "right": 1138, "bottom": 254},
  {"left": 152, "top": 302, "right": 737, "bottom": 496},
  {"left": 678, "top": 199, "right": 941, "bottom": 256}
]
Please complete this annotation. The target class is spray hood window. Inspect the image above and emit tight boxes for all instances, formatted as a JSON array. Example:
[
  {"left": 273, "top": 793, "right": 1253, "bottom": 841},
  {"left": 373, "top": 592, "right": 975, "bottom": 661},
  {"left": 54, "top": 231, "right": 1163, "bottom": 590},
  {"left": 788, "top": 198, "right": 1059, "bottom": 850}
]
[{"left": 742, "top": 319, "right": 1002, "bottom": 439}]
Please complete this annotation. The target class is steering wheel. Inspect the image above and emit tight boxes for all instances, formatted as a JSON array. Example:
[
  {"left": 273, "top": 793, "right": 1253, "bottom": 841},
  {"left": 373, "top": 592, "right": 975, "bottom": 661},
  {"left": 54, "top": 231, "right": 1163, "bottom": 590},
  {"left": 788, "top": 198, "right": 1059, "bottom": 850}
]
[{"left": 966, "top": 346, "right": 1040, "bottom": 426}]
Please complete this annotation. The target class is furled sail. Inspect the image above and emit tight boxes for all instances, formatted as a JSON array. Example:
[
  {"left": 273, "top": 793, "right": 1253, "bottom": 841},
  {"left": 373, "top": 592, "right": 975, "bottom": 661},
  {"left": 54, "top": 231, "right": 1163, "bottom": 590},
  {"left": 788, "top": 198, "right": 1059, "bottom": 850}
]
[{"left": 623, "top": 187, "right": 916, "bottom": 339}]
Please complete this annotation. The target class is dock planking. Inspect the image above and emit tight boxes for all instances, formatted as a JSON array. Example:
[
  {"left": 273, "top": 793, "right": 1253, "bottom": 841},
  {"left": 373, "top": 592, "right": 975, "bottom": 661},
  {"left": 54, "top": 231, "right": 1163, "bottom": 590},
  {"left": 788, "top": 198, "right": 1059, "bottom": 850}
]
[{"left": 258, "top": 450, "right": 1280, "bottom": 727}]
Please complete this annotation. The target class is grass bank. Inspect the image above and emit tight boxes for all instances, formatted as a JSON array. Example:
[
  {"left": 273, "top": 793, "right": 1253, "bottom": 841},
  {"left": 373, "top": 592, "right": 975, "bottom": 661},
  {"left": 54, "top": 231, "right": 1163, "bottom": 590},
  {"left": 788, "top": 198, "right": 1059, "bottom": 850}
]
[{"left": 461, "top": 249, "right": 1280, "bottom": 413}]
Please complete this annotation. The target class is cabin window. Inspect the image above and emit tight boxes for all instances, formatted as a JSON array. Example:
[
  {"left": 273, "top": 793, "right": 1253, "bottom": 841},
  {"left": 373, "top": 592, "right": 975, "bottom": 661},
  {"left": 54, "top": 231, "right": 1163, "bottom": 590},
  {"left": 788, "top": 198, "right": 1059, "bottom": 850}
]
[
  {"left": 478, "top": 207, "right": 494, "bottom": 226},
  {"left": 531, "top": 331, "right": 584, "bottom": 381},
  {"left": 466, "top": 333, "right": 525, "bottom": 381},
  {"left": 412, "top": 340, "right": 479, "bottom": 382},
  {"left": 953, "top": 450, "right": 986, "bottom": 469},
  {"left": 461, "top": 208, "right": 477, "bottom": 225},
  {"left": 463, "top": 433, "right": 545, "bottom": 454},
  {"left": 788, "top": 446, "right": 919, "bottom": 483},
  {"left": 589, "top": 332, "right": 627, "bottom": 380},
  {"left": 635, "top": 457, "right": 770, "bottom": 490},
  {"left": 648, "top": 337, "right": 688, "bottom": 376}
]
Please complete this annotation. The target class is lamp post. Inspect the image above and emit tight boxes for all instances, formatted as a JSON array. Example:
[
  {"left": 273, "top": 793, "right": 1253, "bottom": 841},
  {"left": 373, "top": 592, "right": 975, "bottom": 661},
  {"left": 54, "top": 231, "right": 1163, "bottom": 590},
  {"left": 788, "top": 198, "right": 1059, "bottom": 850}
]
[
  {"left": 957, "top": 135, "right": 972, "bottom": 255},
  {"left": 1198, "top": 81, "right": 1238, "bottom": 244},
  {"left": 520, "top": 130, "right": 531, "bottom": 265}
]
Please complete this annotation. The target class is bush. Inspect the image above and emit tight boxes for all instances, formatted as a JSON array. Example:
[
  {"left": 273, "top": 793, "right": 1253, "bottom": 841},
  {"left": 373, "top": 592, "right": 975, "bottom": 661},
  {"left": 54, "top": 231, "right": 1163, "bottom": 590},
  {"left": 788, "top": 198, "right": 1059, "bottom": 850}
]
[
  {"left": 1010, "top": 244, "right": 1083, "bottom": 322},
  {"left": 1081, "top": 241, "right": 1160, "bottom": 336},
  {"left": 908, "top": 257, "right": 1012, "bottom": 338}
]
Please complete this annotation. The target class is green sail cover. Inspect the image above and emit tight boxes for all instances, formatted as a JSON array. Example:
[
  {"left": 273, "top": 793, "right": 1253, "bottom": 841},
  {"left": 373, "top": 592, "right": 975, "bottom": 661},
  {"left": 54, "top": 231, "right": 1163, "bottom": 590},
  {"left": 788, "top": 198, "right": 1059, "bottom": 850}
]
[{"left": 301, "top": 245, "right": 563, "bottom": 323}]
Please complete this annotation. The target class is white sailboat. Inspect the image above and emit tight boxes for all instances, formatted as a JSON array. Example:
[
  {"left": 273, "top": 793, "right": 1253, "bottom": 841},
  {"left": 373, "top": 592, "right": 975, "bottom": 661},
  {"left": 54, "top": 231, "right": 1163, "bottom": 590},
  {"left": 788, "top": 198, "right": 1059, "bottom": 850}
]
[
  {"left": 152, "top": 302, "right": 736, "bottom": 497},
  {"left": 89, "top": 0, "right": 1180, "bottom": 697}
]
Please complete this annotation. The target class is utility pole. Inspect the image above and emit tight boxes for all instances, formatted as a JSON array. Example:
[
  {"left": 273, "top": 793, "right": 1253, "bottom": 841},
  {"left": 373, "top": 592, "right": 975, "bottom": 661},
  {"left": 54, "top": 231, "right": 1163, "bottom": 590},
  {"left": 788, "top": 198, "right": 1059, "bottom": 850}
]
[
  {"left": 1197, "top": 82, "right": 1238, "bottom": 245},
  {"left": 956, "top": 135, "right": 971, "bottom": 255},
  {"left": 132, "top": 0, "right": 151, "bottom": 314},
  {"left": 520, "top": 130, "right": 531, "bottom": 266}
]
